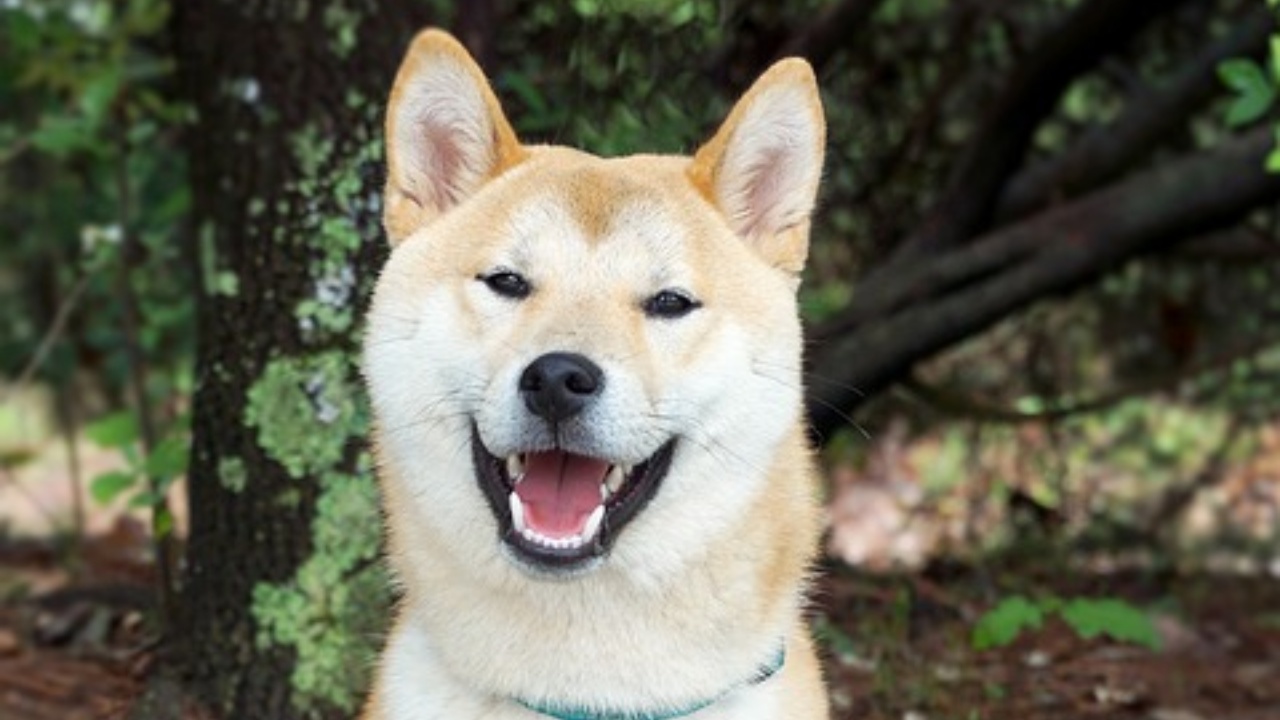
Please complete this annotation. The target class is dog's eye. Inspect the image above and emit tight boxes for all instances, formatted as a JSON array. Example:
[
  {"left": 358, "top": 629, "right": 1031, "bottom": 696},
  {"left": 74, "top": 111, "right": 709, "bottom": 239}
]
[
  {"left": 478, "top": 271, "right": 531, "bottom": 300},
  {"left": 643, "top": 289, "right": 700, "bottom": 319}
]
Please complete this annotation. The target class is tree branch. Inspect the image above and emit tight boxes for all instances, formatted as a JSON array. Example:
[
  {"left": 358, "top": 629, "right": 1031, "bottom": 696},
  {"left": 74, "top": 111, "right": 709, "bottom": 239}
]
[
  {"left": 995, "top": 6, "right": 1275, "bottom": 222},
  {"left": 882, "top": 0, "right": 1192, "bottom": 266},
  {"left": 807, "top": 130, "right": 1280, "bottom": 440},
  {"left": 816, "top": 0, "right": 1197, "bottom": 343}
]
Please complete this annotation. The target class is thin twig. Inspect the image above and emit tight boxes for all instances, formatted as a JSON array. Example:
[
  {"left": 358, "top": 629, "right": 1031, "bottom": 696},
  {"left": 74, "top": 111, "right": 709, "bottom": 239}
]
[
  {"left": 113, "top": 119, "right": 178, "bottom": 634},
  {"left": 0, "top": 463, "right": 62, "bottom": 527},
  {"left": 0, "top": 136, "right": 31, "bottom": 166},
  {"left": 55, "top": 385, "right": 87, "bottom": 566},
  {"left": 2, "top": 274, "right": 89, "bottom": 406}
]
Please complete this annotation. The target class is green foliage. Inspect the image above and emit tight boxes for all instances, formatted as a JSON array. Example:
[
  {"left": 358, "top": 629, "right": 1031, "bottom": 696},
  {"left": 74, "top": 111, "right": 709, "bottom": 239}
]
[
  {"left": 1058, "top": 598, "right": 1160, "bottom": 648},
  {"left": 570, "top": 0, "right": 707, "bottom": 25},
  {"left": 1, "top": 0, "right": 193, "bottom": 450},
  {"left": 496, "top": 1, "right": 730, "bottom": 156},
  {"left": 84, "top": 411, "right": 139, "bottom": 448},
  {"left": 83, "top": 409, "right": 186, "bottom": 536},
  {"left": 973, "top": 595, "right": 1161, "bottom": 651},
  {"left": 1272, "top": 28, "right": 1280, "bottom": 171},
  {"left": 972, "top": 596, "right": 1045, "bottom": 650},
  {"left": 1220, "top": 2, "right": 1280, "bottom": 170},
  {"left": 1218, "top": 58, "right": 1275, "bottom": 127}
]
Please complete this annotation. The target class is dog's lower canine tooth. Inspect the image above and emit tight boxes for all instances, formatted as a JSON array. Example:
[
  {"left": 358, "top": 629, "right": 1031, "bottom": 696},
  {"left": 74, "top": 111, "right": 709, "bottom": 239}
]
[
  {"left": 508, "top": 492, "right": 526, "bottom": 533},
  {"left": 582, "top": 505, "right": 605, "bottom": 541}
]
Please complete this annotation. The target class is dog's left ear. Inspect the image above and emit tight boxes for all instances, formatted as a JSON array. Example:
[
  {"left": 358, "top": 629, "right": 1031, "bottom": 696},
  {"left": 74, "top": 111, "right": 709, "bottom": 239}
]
[{"left": 689, "top": 59, "right": 825, "bottom": 275}]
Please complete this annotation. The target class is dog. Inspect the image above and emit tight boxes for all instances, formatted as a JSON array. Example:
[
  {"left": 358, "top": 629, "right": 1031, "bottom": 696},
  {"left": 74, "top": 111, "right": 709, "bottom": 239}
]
[{"left": 361, "top": 28, "right": 828, "bottom": 720}]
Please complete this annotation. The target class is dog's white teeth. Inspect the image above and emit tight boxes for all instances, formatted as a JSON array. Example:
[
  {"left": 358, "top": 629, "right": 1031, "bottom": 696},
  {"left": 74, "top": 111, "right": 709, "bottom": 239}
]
[
  {"left": 506, "top": 455, "right": 524, "bottom": 483},
  {"left": 582, "top": 505, "right": 605, "bottom": 541},
  {"left": 604, "top": 465, "right": 625, "bottom": 495},
  {"left": 520, "top": 530, "right": 584, "bottom": 550},
  {"left": 512, "top": 502, "right": 604, "bottom": 551},
  {"left": 509, "top": 492, "right": 526, "bottom": 533}
]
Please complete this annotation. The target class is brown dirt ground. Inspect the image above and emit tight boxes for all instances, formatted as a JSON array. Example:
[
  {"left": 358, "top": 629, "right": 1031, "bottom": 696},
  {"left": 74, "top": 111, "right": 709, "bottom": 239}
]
[{"left": 1, "top": 533, "right": 1277, "bottom": 720}]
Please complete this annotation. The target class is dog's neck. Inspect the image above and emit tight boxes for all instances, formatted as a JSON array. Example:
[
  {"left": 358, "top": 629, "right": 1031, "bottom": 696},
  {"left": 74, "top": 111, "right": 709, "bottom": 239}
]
[{"left": 513, "top": 646, "right": 786, "bottom": 720}]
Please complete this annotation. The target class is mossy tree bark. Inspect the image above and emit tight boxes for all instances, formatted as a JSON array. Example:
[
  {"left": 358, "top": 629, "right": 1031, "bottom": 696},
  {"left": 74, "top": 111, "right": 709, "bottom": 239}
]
[{"left": 172, "top": 2, "right": 433, "bottom": 718}]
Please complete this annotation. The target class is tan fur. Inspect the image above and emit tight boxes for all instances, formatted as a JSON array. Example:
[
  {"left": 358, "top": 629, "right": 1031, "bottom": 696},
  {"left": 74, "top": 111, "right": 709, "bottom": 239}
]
[{"left": 362, "top": 28, "right": 828, "bottom": 720}]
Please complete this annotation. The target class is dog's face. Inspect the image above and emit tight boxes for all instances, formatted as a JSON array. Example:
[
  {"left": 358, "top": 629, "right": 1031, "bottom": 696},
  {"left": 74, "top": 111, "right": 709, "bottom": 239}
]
[{"left": 365, "top": 31, "right": 824, "bottom": 583}]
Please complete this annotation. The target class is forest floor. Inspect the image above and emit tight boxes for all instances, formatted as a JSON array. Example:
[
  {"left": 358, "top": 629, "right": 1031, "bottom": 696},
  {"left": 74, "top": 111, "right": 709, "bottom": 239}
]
[{"left": 0, "top": 524, "right": 1277, "bottom": 720}]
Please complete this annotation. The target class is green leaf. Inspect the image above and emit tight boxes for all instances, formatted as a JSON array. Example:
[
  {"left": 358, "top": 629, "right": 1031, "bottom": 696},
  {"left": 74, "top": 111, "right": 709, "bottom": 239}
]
[
  {"left": 154, "top": 507, "right": 174, "bottom": 539},
  {"left": 1219, "top": 59, "right": 1268, "bottom": 92},
  {"left": 1225, "top": 92, "right": 1275, "bottom": 127},
  {"left": 4, "top": 10, "right": 41, "bottom": 54},
  {"left": 1060, "top": 598, "right": 1161, "bottom": 650},
  {"left": 972, "top": 596, "right": 1045, "bottom": 650},
  {"left": 1218, "top": 59, "right": 1276, "bottom": 127},
  {"left": 85, "top": 411, "right": 139, "bottom": 448},
  {"left": 29, "top": 115, "right": 97, "bottom": 157},
  {"left": 1270, "top": 36, "right": 1280, "bottom": 83},
  {"left": 144, "top": 435, "right": 189, "bottom": 477},
  {"left": 128, "top": 489, "right": 163, "bottom": 509},
  {"left": 90, "top": 470, "right": 137, "bottom": 505},
  {"left": 79, "top": 67, "right": 122, "bottom": 122},
  {"left": 1266, "top": 143, "right": 1280, "bottom": 174}
]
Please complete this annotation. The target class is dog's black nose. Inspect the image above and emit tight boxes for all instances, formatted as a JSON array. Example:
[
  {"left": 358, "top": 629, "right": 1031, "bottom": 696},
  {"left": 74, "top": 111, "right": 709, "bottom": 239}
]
[{"left": 519, "top": 352, "right": 603, "bottom": 422}]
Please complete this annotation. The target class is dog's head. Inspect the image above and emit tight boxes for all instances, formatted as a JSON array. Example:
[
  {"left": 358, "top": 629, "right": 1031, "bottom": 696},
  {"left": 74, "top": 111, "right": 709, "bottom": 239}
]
[{"left": 365, "top": 30, "right": 824, "bottom": 582}]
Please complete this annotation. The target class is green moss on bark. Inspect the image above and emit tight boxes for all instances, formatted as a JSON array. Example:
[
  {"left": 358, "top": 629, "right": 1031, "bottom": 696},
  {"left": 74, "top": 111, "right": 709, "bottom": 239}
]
[
  {"left": 251, "top": 464, "right": 387, "bottom": 713},
  {"left": 243, "top": 352, "right": 363, "bottom": 480}
]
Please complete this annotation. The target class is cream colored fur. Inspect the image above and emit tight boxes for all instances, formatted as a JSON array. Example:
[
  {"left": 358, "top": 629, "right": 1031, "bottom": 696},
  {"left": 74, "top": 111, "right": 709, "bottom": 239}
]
[{"left": 362, "top": 28, "right": 828, "bottom": 720}]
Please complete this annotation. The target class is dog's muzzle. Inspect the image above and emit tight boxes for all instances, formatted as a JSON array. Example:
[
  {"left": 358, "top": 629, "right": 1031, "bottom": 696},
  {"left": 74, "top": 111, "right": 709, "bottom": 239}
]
[{"left": 472, "top": 352, "right": 677, "bottom": 574}]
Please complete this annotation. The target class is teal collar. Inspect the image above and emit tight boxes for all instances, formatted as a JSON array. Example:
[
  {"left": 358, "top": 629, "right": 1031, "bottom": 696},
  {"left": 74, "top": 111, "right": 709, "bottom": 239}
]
[{"left": 515, "top": 648, "right": 785, "bottom": 720}]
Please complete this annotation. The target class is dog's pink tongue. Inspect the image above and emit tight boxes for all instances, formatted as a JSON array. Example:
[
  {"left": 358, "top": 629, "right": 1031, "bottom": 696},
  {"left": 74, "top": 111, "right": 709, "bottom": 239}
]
[{"left": 515, "top": 451, "right": 608, "bottom": 538}]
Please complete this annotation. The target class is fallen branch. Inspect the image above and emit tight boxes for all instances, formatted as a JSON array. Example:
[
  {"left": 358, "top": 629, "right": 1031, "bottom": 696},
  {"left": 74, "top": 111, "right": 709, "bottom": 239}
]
[{"left": 897, "top": 336, "right": 1280, "bottom": 424}]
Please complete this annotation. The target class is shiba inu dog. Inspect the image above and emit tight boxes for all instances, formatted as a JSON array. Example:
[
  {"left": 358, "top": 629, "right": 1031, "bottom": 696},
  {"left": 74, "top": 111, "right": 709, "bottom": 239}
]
[{"left": 361, "top": 28, "right": 828, "bottom": 720}]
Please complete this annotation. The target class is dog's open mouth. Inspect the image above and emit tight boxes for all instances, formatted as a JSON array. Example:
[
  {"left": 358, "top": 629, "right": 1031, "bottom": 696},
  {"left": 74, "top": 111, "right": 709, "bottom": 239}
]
[{"left": 472, "top": 429, "right": 676, "bottom": 571}]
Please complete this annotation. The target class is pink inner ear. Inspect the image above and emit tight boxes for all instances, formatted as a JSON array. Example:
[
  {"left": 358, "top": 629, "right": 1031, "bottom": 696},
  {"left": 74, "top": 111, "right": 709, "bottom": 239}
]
[
  {"left": 738, "top": 147, "right": 788, "bottom": 237},
  {"left": 420, "top": 120, "right": 468, "bottom": 210}
]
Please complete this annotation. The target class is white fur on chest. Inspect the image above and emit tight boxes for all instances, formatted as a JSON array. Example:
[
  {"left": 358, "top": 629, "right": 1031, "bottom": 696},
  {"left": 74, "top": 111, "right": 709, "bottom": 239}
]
[{"left": 379, "top": 626, "right": 784, "bottom": 720}]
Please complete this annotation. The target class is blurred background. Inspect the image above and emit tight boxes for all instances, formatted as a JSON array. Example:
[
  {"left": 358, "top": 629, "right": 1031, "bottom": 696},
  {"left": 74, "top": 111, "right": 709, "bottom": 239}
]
[{"left": 1, "top": 0, "right": 1278, "bottom": 719}]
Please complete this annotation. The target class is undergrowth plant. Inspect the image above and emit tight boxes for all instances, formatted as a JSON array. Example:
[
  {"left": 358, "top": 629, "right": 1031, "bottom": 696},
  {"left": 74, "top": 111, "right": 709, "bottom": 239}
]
[
  {"left": 972, "top": 595, "right": 1161, "bottom": 651},
  {"left": 1218, "top": 0, "right": 1280, "bottom": 170}
]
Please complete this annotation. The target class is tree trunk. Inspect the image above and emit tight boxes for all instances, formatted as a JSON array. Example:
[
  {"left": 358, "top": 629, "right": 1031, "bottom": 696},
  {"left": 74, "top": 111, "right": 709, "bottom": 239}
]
[{"left": 172, "top": 2, "right": 432, "bottom": 717}]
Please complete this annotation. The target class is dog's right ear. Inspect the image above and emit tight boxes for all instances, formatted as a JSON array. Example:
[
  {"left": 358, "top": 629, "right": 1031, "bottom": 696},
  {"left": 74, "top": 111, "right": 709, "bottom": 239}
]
[
  {"left": 688, "top": 59, "right": 825, "bottom": 277},
  {"left": 383, "top": 29, "right": 526, "bottom": 245}
]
